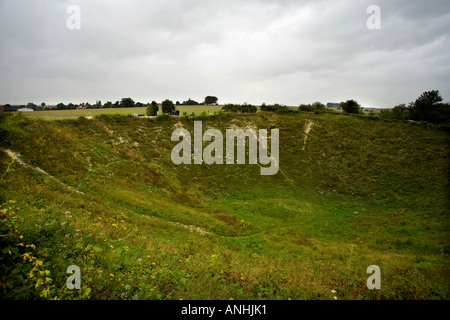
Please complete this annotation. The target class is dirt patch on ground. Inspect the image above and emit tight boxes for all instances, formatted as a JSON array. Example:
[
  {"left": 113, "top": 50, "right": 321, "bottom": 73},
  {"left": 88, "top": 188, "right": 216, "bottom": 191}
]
[
  {"left": 3, "top": 149, "right": 84, "bottom": 194},
  {"left": 303, "top": 120, "right": 315, "bottom": 151}
]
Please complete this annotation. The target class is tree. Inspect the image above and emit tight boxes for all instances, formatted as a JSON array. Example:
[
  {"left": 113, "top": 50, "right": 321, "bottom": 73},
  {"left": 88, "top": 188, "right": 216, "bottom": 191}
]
[
  {"left": 261, "top": 103, "right": 287, "bottom": 112},
  {"left": 56, "top": 102, "right": 66, "bottom": 110},
  {"left": 161, "top": 99, "right": 175, "bottom": 114},
  {"left": 120, "top": 97, "right": 135, "bottom": 108},
  {"left": 378, "top": 90, "right": 449, "bottom": 123},
  {"left": 299, "top": 104, "right": 314, "bottom": 112},
  {"left": 299, "top": 102, "right": 326, "bottom": 113},
  {"left": 415, "top": 90, "right": 442, "bottom": 106},
  {"left": 185, "top": 98, "right": 199, "bottom": 105},
  {"left": 204, "top": 96, "right": 218, "bottom": 105},
  {"left": 379, "top": 104, "right": 408, "bottom": 120},
  {"left": 243, "top": 104, "right": 257, "bottom": 113},
  {"left": 146, "top": 101, "right": 159, "bottom": 116},
  {"left": 222, "top": 103, "right": 257, "bottom": 113},
  {"left": 311, "top": 101, "right": 326, "bottom": 110},
  {"left": 340, "top": 100, "right": 361, "bottom": 114},
  {"left": 409, "top": 90, "right": 446, "bottom": 123},
  {"left": 391, "top": 104, "right": 409, "bottom": 120},
  {"left": 27, "top": 102, "right": 36, "bottom": 108},
  {"left": 41, "top": 102, "right": 46, "bottom": 108}
]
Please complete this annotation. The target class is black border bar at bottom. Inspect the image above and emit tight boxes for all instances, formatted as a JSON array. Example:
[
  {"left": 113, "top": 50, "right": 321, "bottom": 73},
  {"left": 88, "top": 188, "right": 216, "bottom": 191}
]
[{"left": 1, "top": 300, "right": 446, "bottom": 319}]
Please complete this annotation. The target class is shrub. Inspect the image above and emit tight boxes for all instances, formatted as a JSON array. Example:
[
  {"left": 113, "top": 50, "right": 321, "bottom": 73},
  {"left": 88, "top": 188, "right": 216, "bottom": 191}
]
[
  {"left": 241, "top": 104, "right": 257, "bottom": 113},
  {"left": 379, "top": 91, "right": 450, "bottom": 124},
  {"left": 120, "top": 98, "right": 135, "bottom": 108},
  {"left": 409, "top": 90, "right": 450, "bottom": 124},
  {"left": 340, "top": 100, "right": 361, "bottom": 114},
  {"left": 261, "top": 104, "right": 287, "bottom": 112},
  {"left": 0, "top": 203, "right": 57, "bottom": 299},
  {"left": 146, "top": 101, "right": 159, "bottom": 116},
  {"left": 222, "top": 104, "right": 257, "bottom": 113},
  {"left": 156, "top": 114, "right": 170, "bottom": 122},
  {"left": 299, "top": 102, "right": 326, "bottom": 113},
  {"left": 184, "top": 99, "right": 199, "bottom": 105},
  {"left": 379, "top": 104, "right": 409, "bottom": 120},
  {"left": 161, "top": 99, "right": 176, "bottom": 114},
  {"left": 299, "top": 104, "right": 315, "bottom": 112},
  {"left": 312, "top": 102, "right": 326, "bottom": 110}
]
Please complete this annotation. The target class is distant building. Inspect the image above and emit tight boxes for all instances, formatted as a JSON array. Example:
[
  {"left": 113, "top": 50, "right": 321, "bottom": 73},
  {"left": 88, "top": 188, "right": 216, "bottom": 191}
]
[
  {"left": 17, "top": 108, "right": 34, "bottom": 112},
  {"left": 3, "top": 105, "right": 25, "bottom": 112}
]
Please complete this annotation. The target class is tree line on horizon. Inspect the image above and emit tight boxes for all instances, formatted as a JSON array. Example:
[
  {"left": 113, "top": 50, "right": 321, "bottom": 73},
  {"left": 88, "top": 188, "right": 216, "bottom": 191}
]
[
  {"left": 260, "top": 90, "right": 449, "bottom": 124},
  {"left": 8, "top": 90, "right": 449, "bottom": 124},
  {"left": 18, "top": 96, "right": 219, "bottom": 112}
]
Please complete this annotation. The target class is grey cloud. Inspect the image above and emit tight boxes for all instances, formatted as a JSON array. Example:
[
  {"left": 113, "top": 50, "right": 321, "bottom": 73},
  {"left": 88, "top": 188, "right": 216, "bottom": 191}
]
[{"left": 0, "top": 0, "right": 449, "bottom": 107}]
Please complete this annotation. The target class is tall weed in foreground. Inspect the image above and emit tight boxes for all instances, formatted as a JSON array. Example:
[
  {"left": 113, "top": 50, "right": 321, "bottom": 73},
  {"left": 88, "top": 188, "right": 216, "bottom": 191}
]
[{"left": 0, "top": 201, "right": 57, "bottom": 299}]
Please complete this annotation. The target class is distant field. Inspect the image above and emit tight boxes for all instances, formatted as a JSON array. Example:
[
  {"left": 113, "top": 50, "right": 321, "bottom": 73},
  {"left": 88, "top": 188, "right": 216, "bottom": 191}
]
[{"left": 23, "top": 105, "right": 225, "bottom": 120}]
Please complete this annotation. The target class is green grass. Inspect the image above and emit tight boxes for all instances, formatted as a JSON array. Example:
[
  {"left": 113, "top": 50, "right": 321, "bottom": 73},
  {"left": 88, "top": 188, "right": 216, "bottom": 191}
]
[{"left": 0, "top": 111, "right": 448, "bottom": 300}]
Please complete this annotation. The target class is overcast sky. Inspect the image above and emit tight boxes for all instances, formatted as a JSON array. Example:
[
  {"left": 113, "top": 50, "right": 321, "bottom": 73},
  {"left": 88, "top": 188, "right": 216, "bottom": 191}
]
[{"left": 0, "top": 0, "right": 449, "bottom": 107}]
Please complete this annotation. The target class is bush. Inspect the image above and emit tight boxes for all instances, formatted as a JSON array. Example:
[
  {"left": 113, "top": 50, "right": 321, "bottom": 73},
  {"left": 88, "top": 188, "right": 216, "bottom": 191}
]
[
  {"left": 222, "top": 104, "right": 257, "bottom": 113},
  {"left": 156, "top": 114, "right": 170, "bottom": 122},
  {"left": 194, "top": 111, "right": 209, "bottom": 121},
  {"left": 204, "top": 96, "right": 218, "bottom": 105},
  {"left": 161, "top": 99, "right": 175, "bottom": 114},
  {"left": 379, "top": 104, "right": 409, "bottom": 121},
  {"left": 312, "top": 102, "right": 326, "bottom": 110},
  {"left": 0, "top": 203, "right": 57, "bottom": 299},
  {"left": 98, "top": 114, "right": 132, "bottom": 124},
  {"left": 340, "top": 100, "right": 361, "bottom": 114},
  {"left": 379, "top": 91, "right": 450, "bottom": 124},
  {"left": 0, "top": 112, "right": 14, "bottom": 147},
  {"left": 409, "top": 90, "right": 450, "bottom": 124},
  {"left": 299, "top": 102, "right": 326, "bottom": 113},
  {"left": 261, "top": 104, "right": 288, "bottom": 112},
  {"left": 241, "top": 104, "right": 257, "bottom": 113},
  {"left": 184, "top": 99, "right": 199, "bottom": 105},
  {"left": 299, "top": 104, "right": 315, "bottom": 112},
  {"left": 120, "top": 98, "right": 135, "bottom": 108},
  {"left": 146, "top": 101, "right": 159, "bottom": 116}
]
